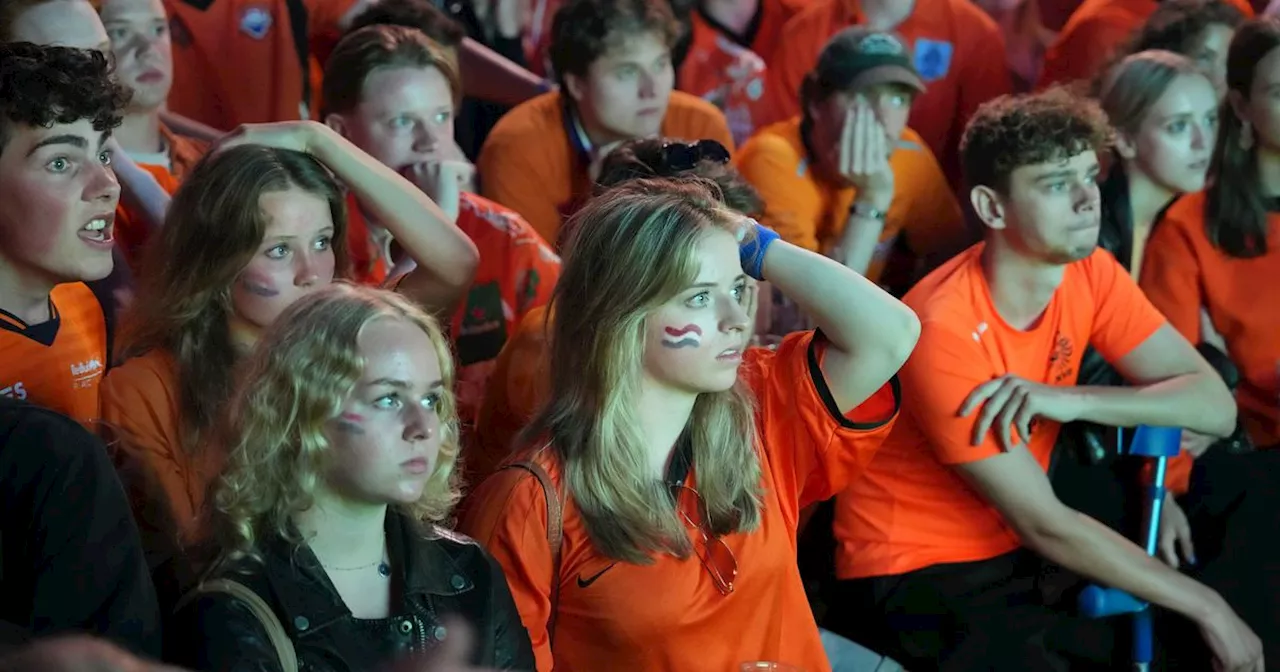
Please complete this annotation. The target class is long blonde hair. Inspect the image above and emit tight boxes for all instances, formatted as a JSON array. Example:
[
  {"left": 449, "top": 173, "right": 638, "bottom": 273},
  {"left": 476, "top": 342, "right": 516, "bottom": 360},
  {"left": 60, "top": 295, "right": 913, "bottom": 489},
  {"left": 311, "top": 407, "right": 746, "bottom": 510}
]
[
  {"left": 523, "top": 179, "right": 762, "bottom": 565},
  {"left": 212, "top": 283, "right": 461, "bottom": 564}
]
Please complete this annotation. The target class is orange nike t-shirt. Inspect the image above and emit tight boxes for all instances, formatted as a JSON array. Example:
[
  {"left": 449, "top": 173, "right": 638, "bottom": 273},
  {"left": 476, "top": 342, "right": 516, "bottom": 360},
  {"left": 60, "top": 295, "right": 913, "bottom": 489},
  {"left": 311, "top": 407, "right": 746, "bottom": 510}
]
[
  {"left": 1140, "top": 191, "right": 1280, "bottom": 454},
  {"left": 476, "top": 91, "right": 735, "bottom": 247},
  {"left": 761, "top": 0, "right": 1012, "bottom": 186},
  {"left": 0, "top": 283, "right": 108, "bottom": 425},
  {"left": 460, "top": 330, "right": 901, "bottom": 672},
  {"left": 679, "top": 17, "right": 769, "bottom": 146},
  {"left": 735, "top": 117, "right": 966, "bottom": 283},
  {"left": 833, "top": 244, "right": 1167, "bottom": 579},
  {"left": 100, "top": 348, "right": 224, "bottom": 542},
  {"left": 1037, "top": 0, "right": 1253, "bottom": 90},
  {"left": 165, "top": 0, "right": 358, "bottom": 130}
]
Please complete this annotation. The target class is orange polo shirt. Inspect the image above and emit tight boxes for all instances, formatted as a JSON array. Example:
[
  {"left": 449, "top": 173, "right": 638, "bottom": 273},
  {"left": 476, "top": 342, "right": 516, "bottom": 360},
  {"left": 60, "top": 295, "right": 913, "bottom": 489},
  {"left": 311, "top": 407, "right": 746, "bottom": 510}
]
[
  {"left": 1037, "top": 0, "right": 1253, "bottom": 90},
  {"left": 0, "top": 283, "right": 108, "bottom": 425},
  {"left": 761, "top": 0, "right": 1012, "bottom": 186},
  {"left": 1141, "top": 191, "right": 1280, "bottom": 455},
  {"left": 834, "top": 244, "right": 1167, "bottom": 579},
  {"left": 460, "top": 330, "right": 901, "bottom": 672},
  {"left": 476, "top": 91, "right": 735, "bottom": 247},
  {"left": 165, "top": 0, "right": 357, "bottom": 129},
  {"left": 735, "top": 118, "right": 965, "bottom": 283},
  {"left": 116, "top": 125, "right": 209, "bottom": 271}
]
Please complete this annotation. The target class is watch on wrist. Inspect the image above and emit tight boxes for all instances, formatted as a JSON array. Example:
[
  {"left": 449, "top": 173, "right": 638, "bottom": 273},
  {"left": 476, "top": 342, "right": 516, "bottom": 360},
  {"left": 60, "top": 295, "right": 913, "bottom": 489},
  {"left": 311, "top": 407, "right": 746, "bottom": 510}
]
[{"left": 849, "top": 201, "right": 888, "bottom": 221}]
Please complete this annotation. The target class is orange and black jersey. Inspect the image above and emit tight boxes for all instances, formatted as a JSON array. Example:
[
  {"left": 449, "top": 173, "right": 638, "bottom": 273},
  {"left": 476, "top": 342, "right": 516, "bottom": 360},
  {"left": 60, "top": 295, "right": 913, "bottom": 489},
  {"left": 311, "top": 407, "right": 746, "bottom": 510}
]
[{"left": 0, "top": 283, "right": 112, "bottom": 425}]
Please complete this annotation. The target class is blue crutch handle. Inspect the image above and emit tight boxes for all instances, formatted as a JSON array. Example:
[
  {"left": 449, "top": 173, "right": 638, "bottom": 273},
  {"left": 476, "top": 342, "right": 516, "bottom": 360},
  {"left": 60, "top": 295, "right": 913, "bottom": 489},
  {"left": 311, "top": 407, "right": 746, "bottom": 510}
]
[{"left": 1079, "top": 585, "right": 1149, "bottom": 618}]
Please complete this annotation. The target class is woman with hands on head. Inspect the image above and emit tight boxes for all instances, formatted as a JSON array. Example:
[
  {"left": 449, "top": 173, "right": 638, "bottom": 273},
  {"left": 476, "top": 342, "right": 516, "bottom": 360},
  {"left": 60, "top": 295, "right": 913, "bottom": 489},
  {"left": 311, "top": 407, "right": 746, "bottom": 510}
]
[
  {"left": 168, "top": 283, "right": 532, "bottom": 672},
  {"left": 99, "top": 119, "right": 479, "bottom": 580},
  {"left": 459, "top": 178, "right": 919, "bottom": 672}
]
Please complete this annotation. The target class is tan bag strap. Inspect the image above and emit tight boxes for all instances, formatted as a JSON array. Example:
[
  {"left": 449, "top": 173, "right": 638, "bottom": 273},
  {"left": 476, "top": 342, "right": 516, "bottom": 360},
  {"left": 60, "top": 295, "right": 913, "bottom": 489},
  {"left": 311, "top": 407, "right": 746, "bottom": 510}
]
[
  {"left": 176, "top": 578, "right": 299, "bottom": 672},
  {"left": 503, "top": 459, "right": 564, "bottom": 646}
]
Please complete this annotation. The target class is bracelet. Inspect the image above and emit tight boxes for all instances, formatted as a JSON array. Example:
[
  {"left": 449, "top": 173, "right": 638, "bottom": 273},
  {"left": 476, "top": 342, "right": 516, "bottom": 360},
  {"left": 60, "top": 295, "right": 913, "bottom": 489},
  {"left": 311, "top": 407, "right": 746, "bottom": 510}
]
[
  {"left": 738, "top": 218, "right": 779, "bottom": 281},
  {"left": 848, "top": 201, "right": 888, "bottom": 222}
]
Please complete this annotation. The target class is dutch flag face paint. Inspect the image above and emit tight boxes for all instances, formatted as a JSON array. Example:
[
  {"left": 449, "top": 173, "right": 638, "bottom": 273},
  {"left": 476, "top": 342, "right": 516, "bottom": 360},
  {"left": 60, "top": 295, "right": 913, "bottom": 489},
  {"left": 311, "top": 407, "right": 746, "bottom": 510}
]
[{"left": 662, "top": 324, "right": 703, "bottom": 349}]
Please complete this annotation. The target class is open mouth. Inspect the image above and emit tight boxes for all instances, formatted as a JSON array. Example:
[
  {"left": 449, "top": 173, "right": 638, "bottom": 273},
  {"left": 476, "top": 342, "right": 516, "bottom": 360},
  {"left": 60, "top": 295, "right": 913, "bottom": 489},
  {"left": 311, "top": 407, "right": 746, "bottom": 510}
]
[
  {"left": 78, "top": 214, "right": 115, "bottom": 247},
  {"left": 717, "top": 347, "right": 744, "bottom": 361}
]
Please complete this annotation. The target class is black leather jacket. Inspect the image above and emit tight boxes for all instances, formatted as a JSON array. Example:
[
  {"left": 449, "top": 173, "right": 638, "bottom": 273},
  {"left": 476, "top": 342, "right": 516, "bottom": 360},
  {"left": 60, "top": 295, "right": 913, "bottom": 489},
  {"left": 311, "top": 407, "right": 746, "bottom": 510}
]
[
  {"left": 167, "top": 512, "right": 534, "bottom": 672},
  {"left": 1061, "top": 164, "right": 1251, "bottom": 465}
]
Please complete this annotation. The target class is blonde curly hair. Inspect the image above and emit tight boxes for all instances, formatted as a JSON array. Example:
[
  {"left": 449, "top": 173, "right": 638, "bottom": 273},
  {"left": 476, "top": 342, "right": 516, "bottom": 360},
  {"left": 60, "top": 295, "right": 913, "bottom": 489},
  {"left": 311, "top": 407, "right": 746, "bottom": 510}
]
[{"left": 211, "top": 282, "right": 461, "bottom": 565}]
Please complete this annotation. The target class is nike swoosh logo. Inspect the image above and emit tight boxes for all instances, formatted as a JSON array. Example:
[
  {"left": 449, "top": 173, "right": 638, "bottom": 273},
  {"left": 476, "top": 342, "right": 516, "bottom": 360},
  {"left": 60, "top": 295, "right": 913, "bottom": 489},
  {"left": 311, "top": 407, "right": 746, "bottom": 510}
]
[{"left": 576, "top": 563, "right": 617, "bottom": 588}]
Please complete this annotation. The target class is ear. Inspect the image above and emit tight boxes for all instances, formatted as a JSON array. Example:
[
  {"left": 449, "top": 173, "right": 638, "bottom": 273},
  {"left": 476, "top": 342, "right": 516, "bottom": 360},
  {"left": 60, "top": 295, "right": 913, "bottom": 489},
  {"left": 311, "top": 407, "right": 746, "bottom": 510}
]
[
  {"left": 324, "top": 113, "right": 348, "bottom": 138},
  {"left": 564, "top": 72, "right": 586, "bottom": 105},
  {"left": 969, "top": 185, "right": 1007, "bottom": 232},
  {"left": 1113, "top": 132, "right": 1138, "bottom": 161}
]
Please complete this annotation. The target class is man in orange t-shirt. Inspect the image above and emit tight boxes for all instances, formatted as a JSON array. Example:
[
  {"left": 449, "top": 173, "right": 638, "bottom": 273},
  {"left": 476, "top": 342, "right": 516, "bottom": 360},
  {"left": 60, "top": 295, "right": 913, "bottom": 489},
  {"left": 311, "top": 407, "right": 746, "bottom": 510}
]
[
  {"left": 0, "top": 44, "right": 126, "bottom": 425},
  {"left": 737, "top": 28, "right": 969, "bottom": 290},
  {"left": 164, "top": 0, "right": 366, "bottom": 130},
  {"left": 826, "top": 90, "right": 1262, "bottom": 670},
  {"left": 761, "top": 0, "right": 1011, "bottom": 187},
  {"left": 321, "top": 24, "right": 561, "bottom": 427},
  {"left": 477, "top": 0, "right": 735, "bottom": 246},
  {"left": 1038, "top": 0, "right": 1253, "bottom": 90}
]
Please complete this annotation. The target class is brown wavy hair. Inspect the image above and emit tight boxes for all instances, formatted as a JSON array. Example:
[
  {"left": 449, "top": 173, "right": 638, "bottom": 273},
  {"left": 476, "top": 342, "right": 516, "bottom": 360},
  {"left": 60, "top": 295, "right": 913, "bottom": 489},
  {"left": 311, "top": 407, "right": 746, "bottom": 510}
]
[
  {"left": 118, "top": 145, "right": 349, "bottom": 454},
  {"left": 0, "top": 42, "right": 127, "bottom": 153}
]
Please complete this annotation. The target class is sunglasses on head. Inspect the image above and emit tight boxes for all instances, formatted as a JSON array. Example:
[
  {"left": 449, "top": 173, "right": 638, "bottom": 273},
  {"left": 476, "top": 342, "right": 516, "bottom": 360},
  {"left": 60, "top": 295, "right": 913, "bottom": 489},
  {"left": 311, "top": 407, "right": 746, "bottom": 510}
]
[{"left": 658, "top": 140, "right": 731, "bottom": 174}]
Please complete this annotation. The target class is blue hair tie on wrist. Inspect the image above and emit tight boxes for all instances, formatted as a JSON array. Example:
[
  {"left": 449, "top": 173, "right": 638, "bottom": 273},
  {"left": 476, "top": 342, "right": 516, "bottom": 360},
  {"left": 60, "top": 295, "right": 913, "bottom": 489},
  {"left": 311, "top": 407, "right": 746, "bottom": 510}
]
[{"left": 738, "top": 218, "right": 778, "bottom": 281}]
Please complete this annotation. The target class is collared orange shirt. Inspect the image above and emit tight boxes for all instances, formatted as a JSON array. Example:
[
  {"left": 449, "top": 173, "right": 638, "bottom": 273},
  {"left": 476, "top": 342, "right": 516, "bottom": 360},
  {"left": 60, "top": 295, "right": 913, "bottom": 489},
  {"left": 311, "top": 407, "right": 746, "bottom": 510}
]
[
  {"left": 460, "top": 330, "right": 901, "bottom": 672},
  {"left": 761, "top": 0, "right": 1012, "bottom": 186},
  {"left": 477, "top": 91, "right": 735, "bottom": 247},
  {"left": 834, "top": 245, "right": 1167, "bottom": 579},
  {"left": 735, "top": 117, "right": 966, "bottom": 283},
  {"left": 0, "top": 283, "right": 108, "bottom": 425},
  {"left": 678, "top": 17, "right": 769, "bottom": 146},
  {"left": 1037, "top": 0, "right": 1253, "bottom": 90}
]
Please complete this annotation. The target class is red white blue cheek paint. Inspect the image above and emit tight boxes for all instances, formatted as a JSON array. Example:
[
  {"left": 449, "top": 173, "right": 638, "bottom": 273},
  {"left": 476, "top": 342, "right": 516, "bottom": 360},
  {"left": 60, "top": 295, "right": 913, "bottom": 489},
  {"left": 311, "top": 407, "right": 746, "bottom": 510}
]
[
  {"left": 335, "top": 412, "right": 367, "bottom": 435},
  {"left": 662, "top": 324, "right": 703, "bottom": 349},
  {"left": 238, "top": 273, "right": 281, "bottom": 298}
]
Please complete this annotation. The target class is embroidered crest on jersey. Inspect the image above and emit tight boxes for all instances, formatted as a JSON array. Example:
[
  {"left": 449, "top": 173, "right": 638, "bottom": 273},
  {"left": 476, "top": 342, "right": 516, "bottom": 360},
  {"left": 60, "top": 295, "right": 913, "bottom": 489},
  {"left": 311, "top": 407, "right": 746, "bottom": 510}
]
[
  {"left": 239, "top": 6, "right": 272, "bottom": 40},
  {"left": 1048, "top": 332, "right": 1075, "bottom": 383},
  {"left": 457, "top": 282, "right": 509, "bottom": 366},
  {"left": 913, "top": 39, "right": 954, "bottom": 82}
]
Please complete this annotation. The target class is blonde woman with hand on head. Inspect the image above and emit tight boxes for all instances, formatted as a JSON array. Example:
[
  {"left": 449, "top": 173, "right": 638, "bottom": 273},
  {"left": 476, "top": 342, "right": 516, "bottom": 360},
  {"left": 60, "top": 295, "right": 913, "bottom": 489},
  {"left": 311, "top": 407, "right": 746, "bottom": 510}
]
[
  {"left": 460, "top": 178, "right": 919, "bottom": 672},
  {"left": 168, "top": 283, "right": 533, "bottom": 672}
]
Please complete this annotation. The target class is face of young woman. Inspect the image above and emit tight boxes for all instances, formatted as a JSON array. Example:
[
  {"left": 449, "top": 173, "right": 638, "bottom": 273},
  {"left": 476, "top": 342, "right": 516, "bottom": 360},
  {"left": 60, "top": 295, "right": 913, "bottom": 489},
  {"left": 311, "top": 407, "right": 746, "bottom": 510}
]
[
  {"left": 322, "top": 317, "right": 446, "bottom": 506},
  {"left": 1128, "top": 73, "right": 1218, "bottom": 194},
  {"left": 230, "top": 188, "right": 336, "bottom": 330},
  {"left": 641, "top": 227, "right": 751, "bottom": 395}
]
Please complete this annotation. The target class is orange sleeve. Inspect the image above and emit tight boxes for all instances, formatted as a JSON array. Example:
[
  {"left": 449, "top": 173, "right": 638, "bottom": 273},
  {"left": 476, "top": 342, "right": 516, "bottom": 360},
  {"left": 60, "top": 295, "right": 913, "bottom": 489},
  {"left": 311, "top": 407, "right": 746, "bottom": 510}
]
[
  {"left": 457, "top": 468, "right": 558, "bottom": 672},
  {"left": 896, "top": 134, "right": 967, "bottom": 254},
  {"left": 478, "top": 129, "right": 565, "bottom": 247},
  {"left": 900, "top": 318, "right": 1007, "bottom": 465},
  {"left": 1138, "top": 217, "right": 1204, "bottom": 343},
  {"left": 1037, "top": 15, "right": 1135, "bottom": 89},
  {"left": 734, "top": 133, "right": 823, "bottom": 251},
  {"left": 741, "top": 331, "right": 901, "bottom": 508},
  {"left": 1084, "top": 250, "right": 1169, "bottom": 362}
]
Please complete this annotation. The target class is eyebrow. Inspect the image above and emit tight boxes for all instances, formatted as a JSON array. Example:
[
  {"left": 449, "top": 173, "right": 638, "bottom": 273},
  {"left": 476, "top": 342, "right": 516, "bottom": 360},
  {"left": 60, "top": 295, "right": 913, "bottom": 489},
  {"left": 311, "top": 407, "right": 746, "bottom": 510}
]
[
  {"left": 1034, "top": 170, "right": 1076, "bottom": 182},
  {"left": 263, "top": 226, "right": 335, "bottom": 241},
  {"left": 366, "top": 378, "right": 445, "bottom": 390},
  {"left": 688, "top": 274, "right": 749, "bottom": 289},
  {"left": 26, "top": 134, "right": 89, "bottom": 157}
]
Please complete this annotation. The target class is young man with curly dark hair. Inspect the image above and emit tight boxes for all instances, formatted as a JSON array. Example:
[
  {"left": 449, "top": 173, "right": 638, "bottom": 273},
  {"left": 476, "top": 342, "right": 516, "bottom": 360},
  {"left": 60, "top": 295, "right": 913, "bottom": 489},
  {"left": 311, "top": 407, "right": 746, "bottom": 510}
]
[
  {"left": 824, "top": 88, "right": 1264, "bottom": 671},
  {"left": 0, "top": 42, "right": 129, "bottom": 424}
]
